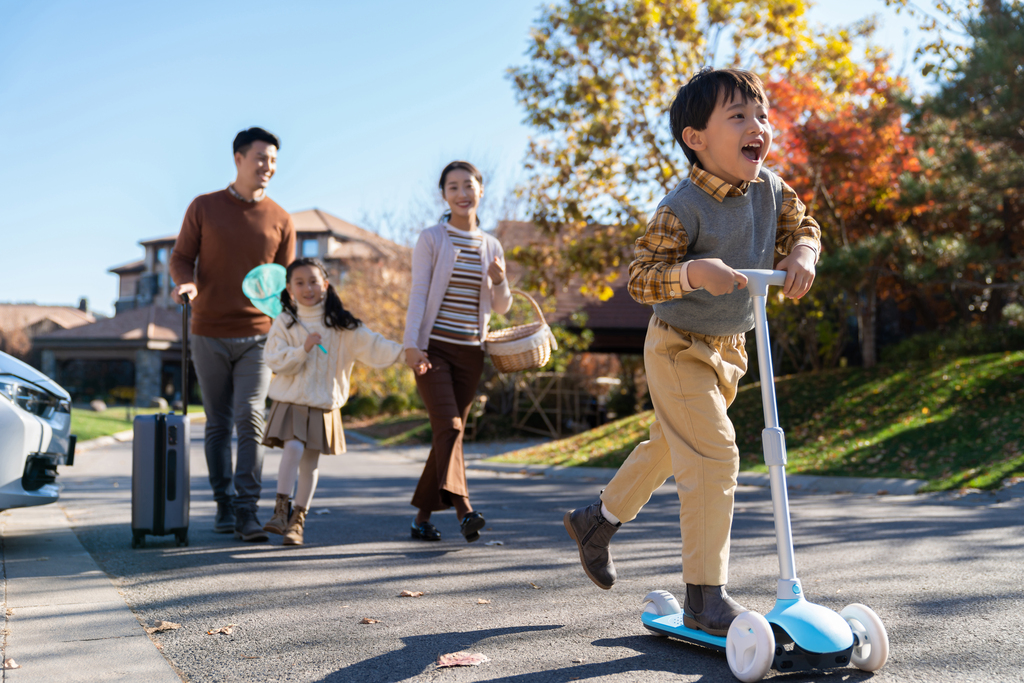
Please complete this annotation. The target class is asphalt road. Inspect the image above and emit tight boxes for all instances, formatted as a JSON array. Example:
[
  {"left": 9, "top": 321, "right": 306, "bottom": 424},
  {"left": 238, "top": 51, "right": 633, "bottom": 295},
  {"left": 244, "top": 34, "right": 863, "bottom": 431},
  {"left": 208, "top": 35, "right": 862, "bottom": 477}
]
[{"left": 51, "top": 431, "right": 1024, "bottom": 683}]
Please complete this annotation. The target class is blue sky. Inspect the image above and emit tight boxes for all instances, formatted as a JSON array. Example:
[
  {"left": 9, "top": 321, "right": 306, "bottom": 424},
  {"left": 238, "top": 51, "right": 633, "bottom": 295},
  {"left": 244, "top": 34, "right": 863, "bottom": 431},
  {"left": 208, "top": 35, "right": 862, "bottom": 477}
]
[{"left": 1, "top": 1, "right": 933, "bottom": 316}]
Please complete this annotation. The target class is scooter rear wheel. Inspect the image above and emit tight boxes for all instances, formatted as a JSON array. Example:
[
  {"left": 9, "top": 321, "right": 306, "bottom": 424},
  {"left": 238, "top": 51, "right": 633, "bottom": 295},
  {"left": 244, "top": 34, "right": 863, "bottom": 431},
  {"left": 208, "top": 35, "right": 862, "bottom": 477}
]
[
  {"left": 841, "top": 604, "right": 889, "bottom": 671},
  {"left": 726, "top": 611, "right": 775, "bottom": 682},
  {"left": 641, "top": 590, "right": 681, "bottom": 637}
]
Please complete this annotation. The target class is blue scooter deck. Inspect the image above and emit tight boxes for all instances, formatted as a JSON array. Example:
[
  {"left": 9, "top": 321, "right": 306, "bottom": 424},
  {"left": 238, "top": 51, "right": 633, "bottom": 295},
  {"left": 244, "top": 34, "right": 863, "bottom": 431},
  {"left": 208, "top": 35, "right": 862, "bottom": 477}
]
[{"left": 641, "top": 612, "right": 726, "bottom": 651}]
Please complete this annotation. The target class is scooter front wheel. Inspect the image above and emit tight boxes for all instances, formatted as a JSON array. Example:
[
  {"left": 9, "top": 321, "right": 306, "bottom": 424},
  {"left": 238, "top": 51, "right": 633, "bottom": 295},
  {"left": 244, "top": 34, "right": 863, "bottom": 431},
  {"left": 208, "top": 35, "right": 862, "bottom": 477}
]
[
  {"left": 841, "top": 603, "right": 889, "bottom": 671},
  {"left": 726, "top": 611, "right": 775, "bottom": 682}
]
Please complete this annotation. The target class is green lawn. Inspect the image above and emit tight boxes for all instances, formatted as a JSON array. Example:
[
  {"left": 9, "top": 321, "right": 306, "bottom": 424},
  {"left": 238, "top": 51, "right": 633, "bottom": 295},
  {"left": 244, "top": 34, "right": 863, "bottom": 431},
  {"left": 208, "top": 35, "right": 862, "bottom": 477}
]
[
  {"left": 346, "top": 412, "right": 432, "bottom": 446},
  {"left": 72, "top": 406, "right": 205, "bottom": 442},
  {"left": 490, "top": 351, "right": 1024, "bottom": 492}
]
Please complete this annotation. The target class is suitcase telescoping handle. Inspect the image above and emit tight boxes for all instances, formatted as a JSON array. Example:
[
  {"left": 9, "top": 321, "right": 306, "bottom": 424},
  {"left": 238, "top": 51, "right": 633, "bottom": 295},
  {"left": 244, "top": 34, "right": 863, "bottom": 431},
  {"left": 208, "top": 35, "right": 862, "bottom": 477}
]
[{"left": 181, "top": 294, "right": 190, "bottom": 417}]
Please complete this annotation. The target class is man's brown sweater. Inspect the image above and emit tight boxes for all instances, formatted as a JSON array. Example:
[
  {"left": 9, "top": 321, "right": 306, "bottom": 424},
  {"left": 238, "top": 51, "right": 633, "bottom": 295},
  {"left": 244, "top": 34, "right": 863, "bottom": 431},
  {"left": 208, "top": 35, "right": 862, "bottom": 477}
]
[{"left": 169, "top": 189, "right": 295, "bottom": 337}]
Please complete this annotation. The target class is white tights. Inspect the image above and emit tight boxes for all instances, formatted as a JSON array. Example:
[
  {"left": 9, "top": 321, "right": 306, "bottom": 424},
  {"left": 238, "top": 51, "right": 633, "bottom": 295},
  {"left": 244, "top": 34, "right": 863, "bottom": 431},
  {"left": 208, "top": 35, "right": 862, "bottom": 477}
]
[{"left": 276, "top": 439, "right": 320, "bottom": 510}]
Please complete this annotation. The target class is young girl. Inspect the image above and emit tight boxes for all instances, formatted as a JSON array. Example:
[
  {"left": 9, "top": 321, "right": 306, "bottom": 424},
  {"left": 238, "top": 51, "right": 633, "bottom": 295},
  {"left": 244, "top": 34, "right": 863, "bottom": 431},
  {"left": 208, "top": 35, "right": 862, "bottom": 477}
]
[
  {"left": 403, "top": 161, "right": 512, "bottom": 543},
  {"left": 262, "top": 257, "right": 404, "bottom": 545}
]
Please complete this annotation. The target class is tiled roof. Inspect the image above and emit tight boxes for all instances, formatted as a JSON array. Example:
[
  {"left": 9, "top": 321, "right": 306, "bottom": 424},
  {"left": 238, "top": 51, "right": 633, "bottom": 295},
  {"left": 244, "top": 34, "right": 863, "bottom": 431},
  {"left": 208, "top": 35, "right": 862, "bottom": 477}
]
[
  {"left": 108, "top": 259, "right": 145, "bottom": 275},
  {"left": 494, "top": 221, "right": 651, "bottom": 331},
  {"left": 138, "top": 235, "right": 178, "bottom": 246},
  {"left": 292, "top": 208, "right": 406, "bottom": 260},
  {"left": 34, "top": 305, "right": 182, "bottom": 343},
  {"left": 0, "top": 305, "right": 96, "bottom": 333}
]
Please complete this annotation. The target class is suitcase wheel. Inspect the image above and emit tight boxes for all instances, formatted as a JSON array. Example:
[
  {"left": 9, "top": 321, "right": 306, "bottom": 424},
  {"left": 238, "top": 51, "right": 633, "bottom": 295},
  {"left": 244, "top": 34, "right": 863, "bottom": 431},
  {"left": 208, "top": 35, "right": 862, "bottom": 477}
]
[
  {"left": 175, "top": 530, "right": 189, "bottom": 547},
  {"left": 131, "top": 531, "right": 145, "bottom": 549}
]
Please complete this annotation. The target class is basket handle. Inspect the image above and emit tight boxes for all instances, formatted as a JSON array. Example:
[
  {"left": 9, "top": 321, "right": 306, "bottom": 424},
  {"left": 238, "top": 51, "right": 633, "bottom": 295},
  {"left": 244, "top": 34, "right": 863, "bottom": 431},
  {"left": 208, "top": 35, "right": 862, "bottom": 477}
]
[{"left": 510, "top": 289, "right": 548, "bottom": 325}]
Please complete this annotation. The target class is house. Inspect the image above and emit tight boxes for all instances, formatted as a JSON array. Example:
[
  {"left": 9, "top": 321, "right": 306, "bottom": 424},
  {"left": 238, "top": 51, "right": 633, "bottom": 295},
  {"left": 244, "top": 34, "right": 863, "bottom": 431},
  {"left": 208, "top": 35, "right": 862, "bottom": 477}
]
[
  {"left": 494, "top": 221, "right": 650, "bottom": 354},
  {"left": 34, "top": 208, "right": 407, "bottom": 406},
  {"left": 0, "top": 302, "right": 96, "bottom": 365}
]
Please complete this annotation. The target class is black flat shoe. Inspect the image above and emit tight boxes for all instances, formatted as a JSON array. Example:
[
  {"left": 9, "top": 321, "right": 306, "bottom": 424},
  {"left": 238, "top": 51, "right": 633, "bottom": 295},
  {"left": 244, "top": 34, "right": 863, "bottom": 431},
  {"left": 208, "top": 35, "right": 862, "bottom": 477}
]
[
  {"left": 459, "top": 511, "right": 485, "bottom": 543},
  {"left": 411, "top": 520, "right": 441, "bottom": 541}
]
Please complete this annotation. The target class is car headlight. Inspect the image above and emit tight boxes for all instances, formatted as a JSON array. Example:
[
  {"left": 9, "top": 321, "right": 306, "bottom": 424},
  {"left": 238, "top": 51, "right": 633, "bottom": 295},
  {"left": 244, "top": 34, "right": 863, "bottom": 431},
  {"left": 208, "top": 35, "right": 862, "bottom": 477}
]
[{"left": 0, "top": 375, "right": 61, "bottom": 418}]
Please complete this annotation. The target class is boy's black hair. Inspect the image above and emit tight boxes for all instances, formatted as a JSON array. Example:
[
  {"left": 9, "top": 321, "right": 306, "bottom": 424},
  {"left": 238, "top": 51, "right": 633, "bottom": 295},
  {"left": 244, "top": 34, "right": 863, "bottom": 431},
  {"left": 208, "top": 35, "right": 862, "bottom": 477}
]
[
  {"left": 233, "top": 127, "right": 281, "bottom": 156},
  {"left": 280, "top": 258, "right": 361, "bottom": 331},
  {"left": 670, "top": 68, "right": 769, "bottom": 166},
  {"left": 438, "top": 160, "right": 484, "bottom": 227}
]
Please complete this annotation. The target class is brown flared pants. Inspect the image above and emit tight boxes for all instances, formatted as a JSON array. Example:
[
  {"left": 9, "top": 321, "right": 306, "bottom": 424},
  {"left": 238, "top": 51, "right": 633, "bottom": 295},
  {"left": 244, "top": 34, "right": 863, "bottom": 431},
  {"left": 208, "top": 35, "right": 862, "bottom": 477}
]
[{"left": 410, "top": 339, "right": 485, "bottom": 511}]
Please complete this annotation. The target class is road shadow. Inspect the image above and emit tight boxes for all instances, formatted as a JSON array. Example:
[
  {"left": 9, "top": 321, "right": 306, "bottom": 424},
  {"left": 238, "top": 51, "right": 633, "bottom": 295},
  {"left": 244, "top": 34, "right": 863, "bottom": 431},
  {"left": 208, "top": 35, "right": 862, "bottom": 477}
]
[{"left": 314, "top": 624, "right": 561, "bottom": 683}]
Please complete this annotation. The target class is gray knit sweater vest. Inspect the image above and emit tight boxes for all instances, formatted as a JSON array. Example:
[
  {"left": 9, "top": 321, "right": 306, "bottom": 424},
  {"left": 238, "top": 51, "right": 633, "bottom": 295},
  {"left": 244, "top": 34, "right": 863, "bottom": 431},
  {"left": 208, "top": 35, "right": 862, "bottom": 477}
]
[{"left": 652, "top": 168, "right": 783, "bottom": 336}]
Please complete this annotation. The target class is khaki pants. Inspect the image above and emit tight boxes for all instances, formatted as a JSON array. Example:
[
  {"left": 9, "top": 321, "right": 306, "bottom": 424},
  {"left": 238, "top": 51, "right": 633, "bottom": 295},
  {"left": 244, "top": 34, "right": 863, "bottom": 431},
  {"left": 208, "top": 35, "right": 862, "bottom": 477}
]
[{"left": 601, "top": 315, "right": 747, "bottom": 585}]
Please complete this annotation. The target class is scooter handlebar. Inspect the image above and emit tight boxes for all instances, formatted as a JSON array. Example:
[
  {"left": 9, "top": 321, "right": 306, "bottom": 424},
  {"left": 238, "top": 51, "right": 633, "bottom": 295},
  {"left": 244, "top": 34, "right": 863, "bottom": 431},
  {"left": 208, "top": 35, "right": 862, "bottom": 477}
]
[{"left": 736, "top": 269, "right": 787, "bottom": 297}]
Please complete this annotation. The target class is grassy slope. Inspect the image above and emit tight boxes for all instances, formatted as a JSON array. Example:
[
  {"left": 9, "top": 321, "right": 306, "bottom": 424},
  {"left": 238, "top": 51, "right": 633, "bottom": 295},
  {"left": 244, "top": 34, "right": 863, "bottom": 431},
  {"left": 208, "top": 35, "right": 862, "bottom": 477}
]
[
  {"left": 491, "top": 351, "right": 1024, "bottom": 491},
  {"left": 72, "top": 406, "right": 205, "bottom": 442}
]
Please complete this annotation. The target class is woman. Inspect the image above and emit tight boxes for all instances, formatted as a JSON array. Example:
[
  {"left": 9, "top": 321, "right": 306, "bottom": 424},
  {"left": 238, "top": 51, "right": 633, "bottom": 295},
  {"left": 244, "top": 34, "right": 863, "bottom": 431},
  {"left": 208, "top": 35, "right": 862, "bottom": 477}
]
[{"left": 403, "top": 161, "right": 512, "bottom": 543}]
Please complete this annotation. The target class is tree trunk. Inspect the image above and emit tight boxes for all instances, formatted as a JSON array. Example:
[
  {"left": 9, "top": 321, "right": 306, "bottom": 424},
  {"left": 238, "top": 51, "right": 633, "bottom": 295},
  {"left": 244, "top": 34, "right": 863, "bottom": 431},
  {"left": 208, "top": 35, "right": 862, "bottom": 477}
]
[{"left": 857, "top": 278, "right": 878, "bottom": 368}]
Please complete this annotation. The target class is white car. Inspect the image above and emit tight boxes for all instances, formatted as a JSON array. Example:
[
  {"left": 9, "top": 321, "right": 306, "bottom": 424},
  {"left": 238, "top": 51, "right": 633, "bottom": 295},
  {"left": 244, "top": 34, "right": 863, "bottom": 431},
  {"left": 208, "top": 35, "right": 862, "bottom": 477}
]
[{"left": 0, "top": 350, "right": 75, "bottom": 510}]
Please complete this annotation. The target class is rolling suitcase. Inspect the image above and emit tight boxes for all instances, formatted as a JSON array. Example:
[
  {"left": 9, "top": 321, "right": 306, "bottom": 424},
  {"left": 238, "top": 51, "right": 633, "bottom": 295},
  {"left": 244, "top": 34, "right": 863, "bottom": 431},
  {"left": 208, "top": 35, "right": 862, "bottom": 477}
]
[{"left": 131, "top": 296, "right": 191, "bottom": 548}]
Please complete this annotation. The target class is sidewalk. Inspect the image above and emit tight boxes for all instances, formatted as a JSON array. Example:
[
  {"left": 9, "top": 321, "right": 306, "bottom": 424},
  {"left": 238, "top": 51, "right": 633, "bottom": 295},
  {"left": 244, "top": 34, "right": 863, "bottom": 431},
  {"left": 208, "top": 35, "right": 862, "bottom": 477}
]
[{"left": 0, "top": 504, "right": 182, "bottom": 682}]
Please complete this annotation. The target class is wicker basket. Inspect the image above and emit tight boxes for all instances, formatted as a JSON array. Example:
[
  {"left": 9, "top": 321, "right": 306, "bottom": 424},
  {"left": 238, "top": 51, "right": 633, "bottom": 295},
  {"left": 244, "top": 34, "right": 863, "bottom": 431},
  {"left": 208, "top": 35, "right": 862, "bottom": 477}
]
[{"left": 485, "top": 290, "right": 559, "bottom": 373}]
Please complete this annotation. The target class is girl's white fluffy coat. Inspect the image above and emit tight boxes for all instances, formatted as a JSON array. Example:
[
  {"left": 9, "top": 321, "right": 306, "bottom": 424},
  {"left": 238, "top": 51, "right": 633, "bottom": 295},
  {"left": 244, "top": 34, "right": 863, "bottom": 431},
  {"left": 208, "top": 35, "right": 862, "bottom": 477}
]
[{"left": 264, "top": 301, "right": 403, "bottom": 410}]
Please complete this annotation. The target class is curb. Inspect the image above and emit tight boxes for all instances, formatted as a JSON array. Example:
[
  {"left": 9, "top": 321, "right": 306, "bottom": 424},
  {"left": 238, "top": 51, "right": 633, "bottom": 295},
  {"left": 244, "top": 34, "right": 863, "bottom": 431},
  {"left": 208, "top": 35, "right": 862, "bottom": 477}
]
[
  {"left": 467, "top": 461, "right": 930, "bottom": 496},
  {"left": 75, "top": 414, "right": 208, "bottom": 453}
]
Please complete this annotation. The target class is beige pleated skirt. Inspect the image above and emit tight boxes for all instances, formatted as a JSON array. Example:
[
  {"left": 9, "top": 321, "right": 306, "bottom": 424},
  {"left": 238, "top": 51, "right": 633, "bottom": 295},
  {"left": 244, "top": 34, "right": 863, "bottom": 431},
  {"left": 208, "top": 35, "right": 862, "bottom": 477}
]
[{"left": 262, "top": 400, "right": 346, "bottom": 455}]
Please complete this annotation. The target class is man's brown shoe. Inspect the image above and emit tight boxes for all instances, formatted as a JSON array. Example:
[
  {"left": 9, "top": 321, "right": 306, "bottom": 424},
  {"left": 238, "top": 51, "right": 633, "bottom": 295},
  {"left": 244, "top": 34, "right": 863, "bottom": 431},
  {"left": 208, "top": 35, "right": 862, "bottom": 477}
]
[
  {"left": 682, "top": 584, "right": 747, "bottom": 636},
  {"left": 563, "top": 501, "right": 620, "bottom": 590}
]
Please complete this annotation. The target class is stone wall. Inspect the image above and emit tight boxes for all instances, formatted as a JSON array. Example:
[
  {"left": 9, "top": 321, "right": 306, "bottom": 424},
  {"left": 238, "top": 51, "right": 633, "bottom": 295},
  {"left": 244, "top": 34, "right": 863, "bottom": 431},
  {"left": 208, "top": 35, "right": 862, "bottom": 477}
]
[{"left": 134, "top": 349, "right": 163, "bottom": 407}]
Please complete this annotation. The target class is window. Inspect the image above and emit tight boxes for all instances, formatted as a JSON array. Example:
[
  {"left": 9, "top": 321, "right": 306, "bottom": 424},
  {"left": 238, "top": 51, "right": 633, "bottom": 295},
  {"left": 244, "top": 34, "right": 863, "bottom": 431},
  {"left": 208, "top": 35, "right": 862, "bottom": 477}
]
[{"left": 301, "top": 239, "right": 319, "bottom": 258}]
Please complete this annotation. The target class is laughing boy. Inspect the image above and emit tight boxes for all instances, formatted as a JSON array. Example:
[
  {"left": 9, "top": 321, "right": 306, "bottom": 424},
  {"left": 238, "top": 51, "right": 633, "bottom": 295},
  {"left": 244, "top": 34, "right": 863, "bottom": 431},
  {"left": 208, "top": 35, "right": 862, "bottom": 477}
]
[{"left": 564, "top": 68, "right": 821, "bottom": 636}]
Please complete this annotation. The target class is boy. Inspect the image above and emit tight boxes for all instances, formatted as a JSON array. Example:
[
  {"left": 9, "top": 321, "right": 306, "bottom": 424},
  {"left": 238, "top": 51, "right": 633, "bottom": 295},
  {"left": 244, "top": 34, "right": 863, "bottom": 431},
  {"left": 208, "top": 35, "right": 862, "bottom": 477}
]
[{"left": 563, "top": 68, "right": 820, "bottom": 636}]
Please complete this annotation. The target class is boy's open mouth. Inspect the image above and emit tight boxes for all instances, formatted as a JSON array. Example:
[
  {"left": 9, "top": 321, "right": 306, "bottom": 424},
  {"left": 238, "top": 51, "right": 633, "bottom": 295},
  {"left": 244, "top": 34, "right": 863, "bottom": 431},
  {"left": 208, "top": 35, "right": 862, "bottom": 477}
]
[{"left": 742, "top": 142, "right": 762, "bottom": 161}]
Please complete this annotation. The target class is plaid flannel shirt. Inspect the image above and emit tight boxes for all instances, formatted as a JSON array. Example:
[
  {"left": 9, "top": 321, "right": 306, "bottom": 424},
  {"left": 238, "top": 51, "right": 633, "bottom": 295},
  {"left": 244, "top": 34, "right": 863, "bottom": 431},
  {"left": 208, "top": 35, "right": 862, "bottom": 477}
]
[{"left": 627, "top": 166, "right": 821, "bottom": 305}]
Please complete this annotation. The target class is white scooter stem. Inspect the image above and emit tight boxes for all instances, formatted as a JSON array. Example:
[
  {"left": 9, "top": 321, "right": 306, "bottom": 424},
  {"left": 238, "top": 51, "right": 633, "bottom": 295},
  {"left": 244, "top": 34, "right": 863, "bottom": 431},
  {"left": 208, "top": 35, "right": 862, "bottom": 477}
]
[{"left": 738, "top": 269, "right": 799, "bottom": 590}]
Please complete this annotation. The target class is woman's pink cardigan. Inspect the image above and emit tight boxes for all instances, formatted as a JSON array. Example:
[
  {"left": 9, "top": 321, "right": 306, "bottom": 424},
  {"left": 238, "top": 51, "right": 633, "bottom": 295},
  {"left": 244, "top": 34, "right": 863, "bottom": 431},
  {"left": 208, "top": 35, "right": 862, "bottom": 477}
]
[{"left": 402, "top": 222, "right": 513, "bottom": 351}]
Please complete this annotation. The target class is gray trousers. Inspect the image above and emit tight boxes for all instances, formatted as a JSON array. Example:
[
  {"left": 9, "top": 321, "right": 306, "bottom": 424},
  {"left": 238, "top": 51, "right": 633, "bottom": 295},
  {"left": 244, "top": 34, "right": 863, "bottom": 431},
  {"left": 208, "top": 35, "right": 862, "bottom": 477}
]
[{"left": 190, "top": 334, "right": 272, "bottom": 512}]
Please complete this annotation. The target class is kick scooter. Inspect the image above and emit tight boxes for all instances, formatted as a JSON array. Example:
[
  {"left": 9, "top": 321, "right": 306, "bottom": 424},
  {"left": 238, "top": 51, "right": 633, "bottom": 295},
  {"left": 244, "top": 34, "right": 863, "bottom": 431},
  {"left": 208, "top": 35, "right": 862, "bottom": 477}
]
[{"left": 639, "top": 270, "right": 889, "bottom": 682}]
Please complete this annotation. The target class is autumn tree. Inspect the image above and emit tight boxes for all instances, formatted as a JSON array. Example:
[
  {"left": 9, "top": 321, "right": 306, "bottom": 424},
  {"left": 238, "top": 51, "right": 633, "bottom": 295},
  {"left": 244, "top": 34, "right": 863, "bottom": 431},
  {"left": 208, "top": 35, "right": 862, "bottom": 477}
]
[
  {"left": 767, "top": 62, "right": 923, "bottom": 368},
  {"left": 508, "top": 0, "right": 878, "bottom": 300},
  {"left": 908, "top": 1, "right": 1024, "bottom": 325}
]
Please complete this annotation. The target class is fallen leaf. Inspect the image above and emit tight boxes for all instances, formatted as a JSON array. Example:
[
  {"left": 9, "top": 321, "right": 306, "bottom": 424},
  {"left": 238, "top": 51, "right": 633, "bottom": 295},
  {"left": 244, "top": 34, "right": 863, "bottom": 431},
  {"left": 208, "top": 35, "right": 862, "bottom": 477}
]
[
  {"left": 484, "top": 540, "right": 504, "bottom": 546},
  {"left": 144, "top": 620, "right": 182, "bottom": 635},
  {"left": 206, "top": 624, "right": 237, "bottom": 635},
  {"left": 3, "top": 659, "right": 20, "bottom": 669},
  {"left": 360, "top": 618, "right": 379, "bottom": 624},
  {"left": 399, "top": 590, "right": 424, "bottom": 598},
  {"left": 476, "top": 599, "right": 491, "bottom": 604},
  {"left": 437, "top": 651, "right": 490, "bottom": 668},
  {"left": 530, "top": 582, "right": 541, "bottom": 589}
]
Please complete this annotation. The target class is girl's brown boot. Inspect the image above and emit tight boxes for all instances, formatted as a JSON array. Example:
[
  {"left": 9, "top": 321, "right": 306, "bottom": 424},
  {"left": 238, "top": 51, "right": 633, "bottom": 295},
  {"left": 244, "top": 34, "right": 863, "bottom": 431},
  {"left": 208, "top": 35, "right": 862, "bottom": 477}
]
[
  {"left": 283, "top": 506, "right": 308, "bottom": 546},
  {"left": 263, "top": 494, "right": 291, "bottom": 535}
]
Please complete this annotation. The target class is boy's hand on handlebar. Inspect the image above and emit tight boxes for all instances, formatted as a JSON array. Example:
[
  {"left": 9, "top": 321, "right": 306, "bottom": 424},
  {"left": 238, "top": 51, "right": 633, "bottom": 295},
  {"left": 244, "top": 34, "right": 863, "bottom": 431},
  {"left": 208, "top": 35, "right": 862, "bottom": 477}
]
[
  {"left": 688, "top": 259, "right": 748, "bottom": 296},
  {"left": 303, "top": 333, "right": 322, "bottom": 353},
  {"left": 405, "top": 348, "right": 431, "bottom": 375},
  {"left": 777, "top": 245, "right": 816, "bottom": 299}
]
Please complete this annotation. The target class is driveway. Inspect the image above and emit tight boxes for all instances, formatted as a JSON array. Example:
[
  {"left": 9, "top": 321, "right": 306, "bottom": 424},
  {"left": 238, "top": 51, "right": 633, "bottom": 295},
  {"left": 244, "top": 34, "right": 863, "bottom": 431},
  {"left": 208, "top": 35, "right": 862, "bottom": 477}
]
[{"left": 2, "top": 430, "right": 1022, "bottom": 682}]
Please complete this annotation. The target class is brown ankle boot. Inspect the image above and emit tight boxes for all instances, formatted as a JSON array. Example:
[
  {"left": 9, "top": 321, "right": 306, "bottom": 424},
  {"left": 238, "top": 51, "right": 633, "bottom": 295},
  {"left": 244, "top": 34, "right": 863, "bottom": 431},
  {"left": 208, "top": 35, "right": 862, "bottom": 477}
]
[
  {"left": 264, "top": 494, "right": 291, "bottom": 535},
  {"left": 563, "top": 500, "right": 620, "bottom": 590},
  {"left": 283, "top": 506, "right": 307, "bottom": 546},
  {"left": 682, "top": 584, "right": 747, "bottom": 636}
]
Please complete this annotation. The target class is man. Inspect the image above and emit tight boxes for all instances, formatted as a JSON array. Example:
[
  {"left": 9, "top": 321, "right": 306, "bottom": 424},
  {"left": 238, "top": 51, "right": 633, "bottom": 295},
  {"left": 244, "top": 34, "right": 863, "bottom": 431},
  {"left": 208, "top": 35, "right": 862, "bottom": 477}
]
[{"left": 170, "top": 127, "right": 295, "bottom": 542}]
